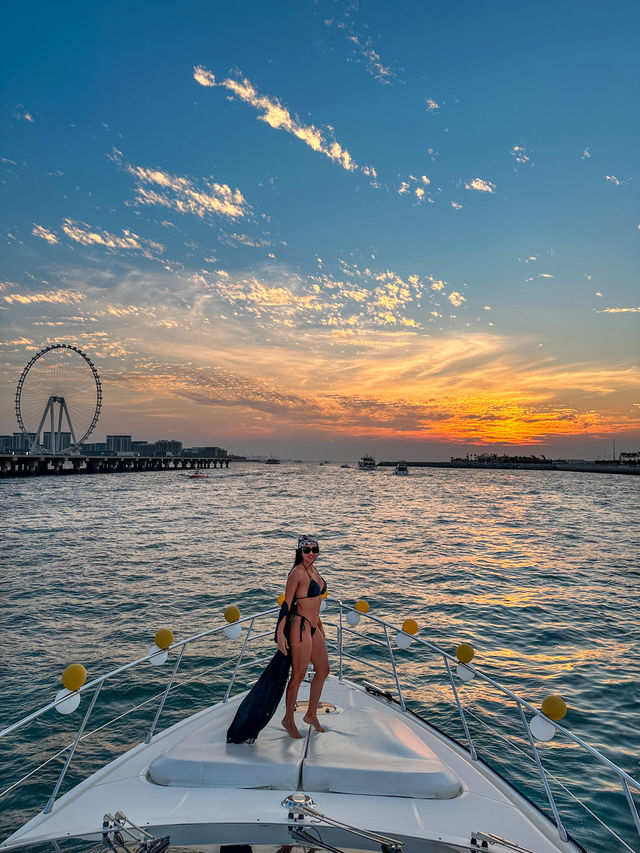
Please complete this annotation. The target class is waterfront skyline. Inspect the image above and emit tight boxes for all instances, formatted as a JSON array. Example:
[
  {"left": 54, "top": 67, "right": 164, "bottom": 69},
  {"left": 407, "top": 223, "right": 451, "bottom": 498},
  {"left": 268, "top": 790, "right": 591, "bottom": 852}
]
[{"left": 1, "top": 2, "right": 638, "bottom": 461}]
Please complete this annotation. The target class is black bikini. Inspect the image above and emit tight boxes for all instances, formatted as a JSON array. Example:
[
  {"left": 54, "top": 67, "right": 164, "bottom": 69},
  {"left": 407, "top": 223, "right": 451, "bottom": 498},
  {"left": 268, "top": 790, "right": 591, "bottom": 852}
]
[
  {"left": 293, "top": 574, "right": 327, "bottom": 638},
  {"left": 274, "top": 571, "right": 327, "bottom": 642}
]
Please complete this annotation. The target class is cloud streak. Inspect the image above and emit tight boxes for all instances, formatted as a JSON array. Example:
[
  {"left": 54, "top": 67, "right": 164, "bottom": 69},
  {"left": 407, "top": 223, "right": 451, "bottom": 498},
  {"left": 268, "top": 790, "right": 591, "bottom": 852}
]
[
  {"left": 194, "top": 66, "right": 371, "bottom": 175},
  {"left": 117, "top": 153, "right": 250, "bottom": 221},
  {"left": 32, "top": 225, "right": 58, "bottom": 244}
]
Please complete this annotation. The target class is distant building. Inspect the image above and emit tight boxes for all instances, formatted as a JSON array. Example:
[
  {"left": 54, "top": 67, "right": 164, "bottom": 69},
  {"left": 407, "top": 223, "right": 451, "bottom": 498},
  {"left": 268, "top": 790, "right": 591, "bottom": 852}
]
[
  {"left": 153, "top": 439, "right": 182, "bottom": 456},
  {"left": 11, "top": 432, "right": 35, "bottom": 451},
  {"left": 43, "top": 431, "right": 72, "bottom": 452},
  {"left": 184, "top": 445, "right": 228, "bottom": 458},
  {"left": 0, "top": 435, "right": 11, "bottom": 451},
  {"left": 129, "top": 441, "right": 151, "bottom": 455},
  {"left": 82, "top": 442, "right": 107, "bottom": 455},
  {"left": 106, "top": 435, "right": 132, "bottom": 453}
]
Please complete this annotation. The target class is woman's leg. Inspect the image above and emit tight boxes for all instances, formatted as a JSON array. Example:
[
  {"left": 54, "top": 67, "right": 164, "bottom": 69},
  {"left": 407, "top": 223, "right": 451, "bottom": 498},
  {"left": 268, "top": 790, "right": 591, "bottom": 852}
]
[
  {"left": 282, "top": 616, "right": 312, "bottom": 738},
  {"left": 303, "top": 629, "right": 330, "bottom": 732}
]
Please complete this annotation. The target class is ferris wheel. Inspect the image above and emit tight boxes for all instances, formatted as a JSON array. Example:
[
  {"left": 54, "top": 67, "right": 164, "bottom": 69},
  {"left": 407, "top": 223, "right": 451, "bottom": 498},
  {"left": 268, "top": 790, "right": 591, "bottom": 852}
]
[{"left": 15, "top": 344, "right": 102, "bottom": 453}]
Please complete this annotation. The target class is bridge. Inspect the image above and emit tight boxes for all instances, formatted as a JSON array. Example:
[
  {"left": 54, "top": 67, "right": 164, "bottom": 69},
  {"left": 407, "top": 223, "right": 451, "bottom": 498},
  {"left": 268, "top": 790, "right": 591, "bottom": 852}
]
[{"left": 0, "top": 454, "right": 230, "bottom": 478}]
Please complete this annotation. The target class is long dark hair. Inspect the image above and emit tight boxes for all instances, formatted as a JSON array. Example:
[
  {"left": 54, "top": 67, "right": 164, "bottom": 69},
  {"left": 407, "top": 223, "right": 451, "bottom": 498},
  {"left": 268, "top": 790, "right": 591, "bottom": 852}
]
[{"left": 292, "top": 547, "right": 304, "bottom": 568}]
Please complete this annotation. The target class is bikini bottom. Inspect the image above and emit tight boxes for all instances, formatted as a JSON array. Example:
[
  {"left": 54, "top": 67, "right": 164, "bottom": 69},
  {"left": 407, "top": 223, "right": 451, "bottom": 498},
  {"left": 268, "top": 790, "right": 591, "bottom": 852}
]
[{"left": 291, "top": 613, "right": 317, "bottom": 641}]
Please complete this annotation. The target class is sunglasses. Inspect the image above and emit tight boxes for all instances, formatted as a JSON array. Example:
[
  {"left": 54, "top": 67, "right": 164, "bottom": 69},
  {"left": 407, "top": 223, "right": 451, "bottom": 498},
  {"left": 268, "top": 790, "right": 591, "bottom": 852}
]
[{"left": 302, "top": 546, "right": 319, "bottom": 554}]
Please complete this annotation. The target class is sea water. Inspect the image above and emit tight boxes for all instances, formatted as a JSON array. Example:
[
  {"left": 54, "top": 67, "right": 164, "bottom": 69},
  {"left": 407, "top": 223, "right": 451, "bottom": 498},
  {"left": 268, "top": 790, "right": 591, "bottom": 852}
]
[{"left": 1, "top": 463, "right": 638, "bottom": 851}]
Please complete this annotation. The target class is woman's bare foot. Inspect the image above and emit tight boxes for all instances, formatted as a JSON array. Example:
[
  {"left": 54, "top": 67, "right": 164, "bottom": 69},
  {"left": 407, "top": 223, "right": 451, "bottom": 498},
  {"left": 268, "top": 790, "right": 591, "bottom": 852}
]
[
  {"left": 303, "top": 713, "right": 326, "bottom": 732},
  {"left": 282, "top": 717, "right": 303, "bottom": 738}
]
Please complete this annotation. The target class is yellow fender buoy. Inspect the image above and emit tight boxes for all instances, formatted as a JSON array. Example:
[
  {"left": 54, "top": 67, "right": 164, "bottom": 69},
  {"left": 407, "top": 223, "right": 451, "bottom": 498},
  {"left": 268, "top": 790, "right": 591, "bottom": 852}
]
[
  {"left": 224, "top": 605, "right": 240, "bottom": 623},
  {"left": 456, "top": 643, "right": 475, "bottom": 664},
  {"left": 277, "top": 593, "right": 286, "bottom": 606},
  {"left": 154, "top": 628, "right": 174, "bottom": 650},
  {"left": 402, "top": 618, "right": 418, "bottom": 636},
  {"left": 355, "top": 599, "right": 369, "bottom": 613},
  {"left": 541, "top": 694, "right": 567, "bottom": 721},
  {"left": 62, "top": 664, "right": 87, "bottom": 692}
]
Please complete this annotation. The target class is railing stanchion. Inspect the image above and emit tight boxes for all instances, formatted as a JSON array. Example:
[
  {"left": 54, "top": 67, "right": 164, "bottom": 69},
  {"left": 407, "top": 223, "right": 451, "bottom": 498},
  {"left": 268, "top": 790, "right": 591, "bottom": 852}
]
[
  {"left": 224, "top": 617, "right": 255, "bottom": 703},
  {"left": 383, "top": 625, "right": 405, "bottom": 711},
  {"left": 145, "top": 644, "right": 186, "bottom": 744},
  {"left": 443, "top": 655, "right": 477, "bottom": 760},
  {"left": 338, "top": 604, "right": 344, "bottom": 682},
  {"left": 622, "top": 779, "right": 640, "bottom": 837},
  {"left": 516, "top": 698, "right": 568, "bottom": 842},
  {"left": 43, "top": 682, "right": 103, "bottom": 814}
]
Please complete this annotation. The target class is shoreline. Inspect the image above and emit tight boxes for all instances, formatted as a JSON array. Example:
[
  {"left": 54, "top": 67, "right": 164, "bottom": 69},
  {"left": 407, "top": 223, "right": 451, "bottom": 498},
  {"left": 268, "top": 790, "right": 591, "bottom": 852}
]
[{"left": 378, "top": 460, "right": 640, "bottom": 475}]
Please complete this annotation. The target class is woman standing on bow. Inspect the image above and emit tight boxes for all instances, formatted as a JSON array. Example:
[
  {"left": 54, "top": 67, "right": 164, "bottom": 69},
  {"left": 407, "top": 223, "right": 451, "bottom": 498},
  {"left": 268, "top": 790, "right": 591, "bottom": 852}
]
[{"left": 276, "top": 534, "right": 330, "bottom": 738}]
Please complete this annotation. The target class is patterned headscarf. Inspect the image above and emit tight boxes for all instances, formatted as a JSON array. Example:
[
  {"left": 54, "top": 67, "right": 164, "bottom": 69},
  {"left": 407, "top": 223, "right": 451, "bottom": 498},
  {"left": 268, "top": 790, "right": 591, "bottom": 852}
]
[{"left": 298, "top": 534, "right": 319, "bottom": 549}]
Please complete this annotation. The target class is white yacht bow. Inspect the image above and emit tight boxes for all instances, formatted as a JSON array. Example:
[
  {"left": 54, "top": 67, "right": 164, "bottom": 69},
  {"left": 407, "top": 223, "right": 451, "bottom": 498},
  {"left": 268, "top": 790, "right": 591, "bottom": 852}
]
[{"left": 1, "top": 603, "right": 638, "bottom": 853}]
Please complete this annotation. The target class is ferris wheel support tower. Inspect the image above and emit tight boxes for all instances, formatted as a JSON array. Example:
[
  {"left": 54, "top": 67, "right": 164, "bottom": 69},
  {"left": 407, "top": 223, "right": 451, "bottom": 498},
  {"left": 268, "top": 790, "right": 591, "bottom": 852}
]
[{"left": 32, "top": 395, "right": 79, "bottom": 453}]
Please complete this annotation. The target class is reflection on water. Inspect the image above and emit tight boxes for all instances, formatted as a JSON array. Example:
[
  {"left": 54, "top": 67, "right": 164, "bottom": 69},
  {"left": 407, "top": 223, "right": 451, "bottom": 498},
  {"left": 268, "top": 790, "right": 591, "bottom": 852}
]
[{"left": 0, "top": 463, "right": 638, "bottom": 851}]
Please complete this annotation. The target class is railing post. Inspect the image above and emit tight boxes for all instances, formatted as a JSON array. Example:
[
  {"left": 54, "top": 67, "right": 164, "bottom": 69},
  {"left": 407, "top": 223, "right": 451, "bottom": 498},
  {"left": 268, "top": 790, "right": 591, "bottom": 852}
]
[
  {"left": 223, "top": 617, "right": 255, "bottom": 703},
  {"left": 622, "top": 778, "right": 640, "bottom": 837},
  {"left": 382, "top": 625, "right": 406, "bottom": 711},
  {"left": 338, "top": 604, "right": 344, "bottom": 682},
  {"left": 144, "top": 644, "right": 186, "bottom": 744},
  {"left": 516, "top": 699, "right": 568, "bottom": 841},
  {"left": 443, "top": 655, "right": 477, "bottom": 760},
  {"left": 44, "top": 682, "right": 103, "bottom": 814}
]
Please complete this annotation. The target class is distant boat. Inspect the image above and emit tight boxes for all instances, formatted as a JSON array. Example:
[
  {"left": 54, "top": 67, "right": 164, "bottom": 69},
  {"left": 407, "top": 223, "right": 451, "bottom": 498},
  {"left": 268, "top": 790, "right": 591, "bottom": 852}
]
[
  {"left": 394, "top": 461, "right": 409, "bottom": 476},
  {"left": 340, "top": 464, "right": 350, "bottom": 468},
  {"left": 265, "top": 457, "right": 280, "bottom": 464},
  {"left": 187, "top": 471, "right": 209, "bottom": 479},
  {"left": 358, "top": 455, "right": 376, "bottom": 471}
]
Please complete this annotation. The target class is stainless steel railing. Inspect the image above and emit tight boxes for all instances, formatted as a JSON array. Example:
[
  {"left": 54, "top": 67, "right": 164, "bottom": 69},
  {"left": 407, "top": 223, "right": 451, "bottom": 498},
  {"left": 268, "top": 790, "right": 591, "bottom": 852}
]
[
  {"left": 1, "top": 599, "right": 639, "bottom": 852},
  {"left": 330, "top": 600, "right": 640, "bottom": 850}
]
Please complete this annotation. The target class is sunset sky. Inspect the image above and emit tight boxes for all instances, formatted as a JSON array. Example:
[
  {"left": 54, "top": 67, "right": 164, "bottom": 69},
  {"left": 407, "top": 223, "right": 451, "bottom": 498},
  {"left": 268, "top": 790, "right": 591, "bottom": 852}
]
[{"left": 1, "top": 1, "right": 638, "bottom": 460}]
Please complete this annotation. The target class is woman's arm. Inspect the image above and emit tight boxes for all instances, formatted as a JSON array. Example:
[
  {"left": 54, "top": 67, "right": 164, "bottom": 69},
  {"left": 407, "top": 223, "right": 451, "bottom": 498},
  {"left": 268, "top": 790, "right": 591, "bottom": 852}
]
[{"left": 276, "top": 569, "right": 300, "bottom": 654}]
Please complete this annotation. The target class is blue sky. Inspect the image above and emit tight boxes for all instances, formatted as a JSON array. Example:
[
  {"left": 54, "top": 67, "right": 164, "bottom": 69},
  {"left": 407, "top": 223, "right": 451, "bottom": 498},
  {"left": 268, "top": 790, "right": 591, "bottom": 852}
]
[{"left": 1, "top": 1, "right": 638, "bottom": 459}]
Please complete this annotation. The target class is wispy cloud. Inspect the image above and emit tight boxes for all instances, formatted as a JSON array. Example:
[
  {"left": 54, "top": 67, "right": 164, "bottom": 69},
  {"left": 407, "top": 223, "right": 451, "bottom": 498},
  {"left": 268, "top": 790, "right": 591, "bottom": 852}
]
[
  {"left": 114, "top": 149, "right": 250, "bottom": 221},
  {"left": 32, "top": 224, "right": 58, "bottom": 244},
  {"left": 597, "top": 306, "right": 640, "bottom": 314},
  {"left": 511, "top": 145, "right": 531, "bottom": 166},
  {"left": 194, "top": 66, "right": 372, "bottom": 176},
  {"left": 465, "top": 178, "right": 496, "bottom": 193},
  {"left": 323, "top": 14, "right": 398, "bottom": 86},
  {"left": 346, "top": 34, "right": 395, "bottom": 84},
  {"left": 61, "top": 218, "right": 165, "bottom": 259},
  {"left": 221, "top": 233, "right": 273, "bottom": 248},
  {"left": 425, "top": 98, "right": 440, "bottom": 112},
  {"left": 15, "top": 107, "right": 34, "bottom": 122},
  {"left": 3, "top": 288, "right": 86, "bottom": 305}
]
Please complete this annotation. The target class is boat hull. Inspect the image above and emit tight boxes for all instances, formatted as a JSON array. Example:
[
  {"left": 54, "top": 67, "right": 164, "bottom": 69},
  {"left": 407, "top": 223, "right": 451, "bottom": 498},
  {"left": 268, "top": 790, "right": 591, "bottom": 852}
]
[{"left": 2, "top": 677, "right": 585, "bottom": 853}]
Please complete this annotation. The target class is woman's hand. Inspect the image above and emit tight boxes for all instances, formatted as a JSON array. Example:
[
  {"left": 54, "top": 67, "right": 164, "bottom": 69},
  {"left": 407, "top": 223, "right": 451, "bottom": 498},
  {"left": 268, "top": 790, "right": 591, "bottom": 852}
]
[{"left": 277, "top": 630, "right": 289, "bottom": 656}]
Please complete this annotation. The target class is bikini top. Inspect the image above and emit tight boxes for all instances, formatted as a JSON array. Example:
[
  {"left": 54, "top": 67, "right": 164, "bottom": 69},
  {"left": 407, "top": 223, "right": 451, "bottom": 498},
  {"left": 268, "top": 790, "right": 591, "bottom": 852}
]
[{"left": 296, "top": 574, "right": 327, "bottom": 600}]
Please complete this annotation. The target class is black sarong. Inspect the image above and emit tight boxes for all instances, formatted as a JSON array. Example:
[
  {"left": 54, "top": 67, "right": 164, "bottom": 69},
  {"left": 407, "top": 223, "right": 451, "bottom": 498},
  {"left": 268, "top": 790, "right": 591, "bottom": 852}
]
[{"left": 226, "top": 650, "right": 290, "bottom": 743}]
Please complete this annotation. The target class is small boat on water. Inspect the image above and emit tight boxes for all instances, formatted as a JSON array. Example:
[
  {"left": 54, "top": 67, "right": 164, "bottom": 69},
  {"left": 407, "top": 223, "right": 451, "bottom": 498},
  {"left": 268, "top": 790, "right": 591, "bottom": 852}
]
[
  {"left": 2, "top": 602, "right": 638, "bottom": 853},
  {"left": 186, "top": 471, "right": 209, "bottom": 479},
  {"left": 265, "top": 457, "right": 281, "bottom": 464},
  {"left": 340, "top": 463, "right": 350, "bottom": 468},
  {"left": 358, "top": 454, "right": 376, "bottom": 470},
  {"left": 393, "top": 461, "right": 409, "bottom": 475}
]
